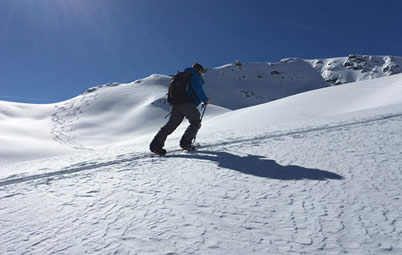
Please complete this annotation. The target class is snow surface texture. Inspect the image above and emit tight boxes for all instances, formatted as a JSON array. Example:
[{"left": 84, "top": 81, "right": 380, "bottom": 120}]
[{"left": 0, "top": 58, "right": 402, "bottom": 254}]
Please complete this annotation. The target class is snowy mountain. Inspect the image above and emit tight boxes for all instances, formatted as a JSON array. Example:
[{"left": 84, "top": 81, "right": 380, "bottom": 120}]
[
  {"left": 305, "top": 55, "right": 402, "bottom": 85},
  {"left": 0, "top": 59, "right": 330, "bottom": 164},
  {"left": 1, "top": 72, "right": 401, "bottom": 254},
  {"left": 1, "top": 56, "right": 402, "bottom": 164},
  {"left": 0, "top": 75, "right": 229, "bottom": 164},
  {"left": 203, "top": 59, "right": 327, "bottom": 109},
  {"left": 1, "top": 56, "right": 402, "bottom": 254}
]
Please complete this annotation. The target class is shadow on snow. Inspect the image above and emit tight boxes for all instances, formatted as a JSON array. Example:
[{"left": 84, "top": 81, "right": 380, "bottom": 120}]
[
  {"left": 167, "top": 150, "right": 343, "bottom": 181},
  {"left": 0, "top": 149, "right": 343, "bottom": 188}
]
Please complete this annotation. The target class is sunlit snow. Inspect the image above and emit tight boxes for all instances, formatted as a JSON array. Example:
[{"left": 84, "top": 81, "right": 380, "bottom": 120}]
[{"left": 0, "top": 58, "right": 401, "bottom": 254}]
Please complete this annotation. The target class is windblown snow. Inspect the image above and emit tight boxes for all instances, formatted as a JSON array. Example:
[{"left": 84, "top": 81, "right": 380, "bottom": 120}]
[{"left": 0, "top": 58, "right": 401, "bottom": 254}]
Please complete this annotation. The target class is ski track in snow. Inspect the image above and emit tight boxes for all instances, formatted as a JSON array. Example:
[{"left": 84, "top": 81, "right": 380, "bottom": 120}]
[
  {"left": 1, "top": 116, "right": 401, "bottom": 254},
  {"left": 50, "top": 92, "right": 97, "bottom": 151}
]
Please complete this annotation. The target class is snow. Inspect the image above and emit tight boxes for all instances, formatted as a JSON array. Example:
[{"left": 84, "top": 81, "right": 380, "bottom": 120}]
[
  {"left": 0, "top": 61, "right": 402, "bottom": 254},
  {"left": 204, "top": 72, "right": 402, "bottom": 134},
  {"left": 0, "top": 59, "right": 329, "bottom": 165},
  {"left": 306, "top": 55, "right": 402, "bottom": 85},
  {"left": 0, "top": 74, "right": 230, "bottom": 166},
  {"left": 204, "top": 60, "right": 328, "bottom": 109}
]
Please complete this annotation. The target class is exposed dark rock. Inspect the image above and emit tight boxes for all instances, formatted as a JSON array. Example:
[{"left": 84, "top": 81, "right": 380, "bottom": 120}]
[
  {"left": 105, "top": 82, "right": 120, "bottom": 87},
  {"left": 325, "top": 77, "right": 339, "bottom": 84},
  {"left": 85, "top": 87, "right": 97, "bottom": 94},
  {"left": 383, "top": 64, "right": 400, "bottom": 74}
]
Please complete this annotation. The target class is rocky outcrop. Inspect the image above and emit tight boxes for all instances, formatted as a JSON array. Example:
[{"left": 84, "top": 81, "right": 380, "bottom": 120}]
[{"left": 307, "top": 55, "right": 402, "bottom": 85}]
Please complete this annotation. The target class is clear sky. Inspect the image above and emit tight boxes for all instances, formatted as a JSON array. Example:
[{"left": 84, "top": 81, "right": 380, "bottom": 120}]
[{"left": 1, "top": 0, "right": 401, "bottom": 103}]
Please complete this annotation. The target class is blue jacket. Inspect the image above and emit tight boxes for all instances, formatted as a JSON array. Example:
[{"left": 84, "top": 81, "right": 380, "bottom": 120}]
[{"left": 184, "top": 67, "right": 209, "bottom": 106}]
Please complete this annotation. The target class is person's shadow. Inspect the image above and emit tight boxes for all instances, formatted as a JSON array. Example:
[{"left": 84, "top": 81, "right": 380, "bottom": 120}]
[{"left": 167, "top": 150, "right": 343, "bottom": 181}]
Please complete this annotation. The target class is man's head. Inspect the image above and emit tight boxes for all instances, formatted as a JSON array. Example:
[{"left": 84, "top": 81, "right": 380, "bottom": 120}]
[{"left": 192, "top": 63, "right": 206, "bottom": 74}]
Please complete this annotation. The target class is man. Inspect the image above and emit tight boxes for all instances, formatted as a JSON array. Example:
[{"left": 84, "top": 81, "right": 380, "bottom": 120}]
[{"left": 150, "top": 63, "right": 210, "bottom": 156}]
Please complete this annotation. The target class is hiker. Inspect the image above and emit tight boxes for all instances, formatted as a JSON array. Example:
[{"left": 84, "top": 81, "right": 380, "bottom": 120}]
[{"left": 150, "top": 63, "right": 211, "bottom": 156}]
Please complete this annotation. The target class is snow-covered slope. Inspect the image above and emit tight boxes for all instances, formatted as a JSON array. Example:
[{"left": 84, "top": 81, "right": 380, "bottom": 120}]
[
  {"left": 1, "top": 56, "right": 401, "bottom": 164},
  {"left": 0, "top": 101, "right": 77, "bottom": 163},
  {"left": 0, "top": 75, "right": 229, "bottom": 164},
  {"left": 305, "top": 55, "right": 402, "bottom": 85},
  {"left": 204, "top": 59, "right": 328, "bottom": 109},
  {"left": 204, "top": 72, "right": 402, "bottom": 133},
  {"left": 1, "top": 73, "right": 401, "bottom": 255},
  {"left": 0, "top": 60, "right": 329, "bottom": 164}
]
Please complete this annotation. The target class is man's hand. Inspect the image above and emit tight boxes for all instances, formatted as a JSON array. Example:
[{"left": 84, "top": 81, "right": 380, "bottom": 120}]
[{"left": 206, "top": 98, "right": 211, "bottom": 104}]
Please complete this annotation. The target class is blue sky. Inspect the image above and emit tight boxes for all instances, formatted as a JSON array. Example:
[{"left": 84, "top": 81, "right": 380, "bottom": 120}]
[{"left": 1, "top": 0, "right": 401, "bottom": 103}]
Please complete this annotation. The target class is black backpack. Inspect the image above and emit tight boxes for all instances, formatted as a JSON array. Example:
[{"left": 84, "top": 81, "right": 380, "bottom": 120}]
[{"left": 167, "top": 72, "right": 194, "bottom": 105}]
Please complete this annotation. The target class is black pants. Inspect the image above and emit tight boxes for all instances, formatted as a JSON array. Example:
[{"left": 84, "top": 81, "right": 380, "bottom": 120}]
[{"left": 151, "top": 103, "right": 201, "bottom": 148}]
